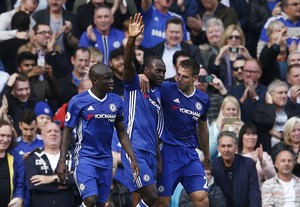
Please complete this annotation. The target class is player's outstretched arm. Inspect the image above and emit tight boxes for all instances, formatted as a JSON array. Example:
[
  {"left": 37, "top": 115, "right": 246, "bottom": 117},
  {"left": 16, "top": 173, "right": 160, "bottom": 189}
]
[
  {"left": 197, "top": 119, "right": 210, "bottom": 166},
  {"left": 115, "top": 120, "right": 140, "bottom": 180},
  {"left": 123, "top": 13, "right": 144, "bottom": 82},
  {"left": 57, "top": 126, "right": 73, "bottom": 183}
]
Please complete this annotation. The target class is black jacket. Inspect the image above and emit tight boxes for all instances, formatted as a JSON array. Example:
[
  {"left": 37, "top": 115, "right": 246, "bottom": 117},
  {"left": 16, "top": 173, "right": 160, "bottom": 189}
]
[
  {"left": 259, "top": 44, "right": 281, "bottom": 86},
  {"left": 25, "top": 148, "right": 76, "bottom": 207},
  {"left": 150, "top": 41, "right": 204, "bottom": 65},
  {"left": 0, "top": 84, "right": 36, "bottom": 135}
]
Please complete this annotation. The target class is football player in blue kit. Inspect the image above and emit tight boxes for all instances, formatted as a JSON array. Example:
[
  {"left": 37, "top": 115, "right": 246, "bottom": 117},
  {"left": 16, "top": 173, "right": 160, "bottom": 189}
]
[
  {"left": 122, "top": 13, "right": 166, "bottom": 207},
  {"left": 57, "top": 63, "right": 139, "bottom": 207},
  {"left": 155, "top": 58, "right": 210, "bottom": 207}
]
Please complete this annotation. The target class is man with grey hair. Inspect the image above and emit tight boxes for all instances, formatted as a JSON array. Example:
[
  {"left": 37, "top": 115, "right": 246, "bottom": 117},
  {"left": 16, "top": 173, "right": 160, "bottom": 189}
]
[
  {"left": 251, "top": 79, "right": 298, "bottom": 153},
  {"left": 211, "top": 131, "right": 261, "bottom": 207},
  {"left": 266, "top": 79, "right": 289, "bottom": 146},
  {"left": 287, "top": 50, "right": 300, "bottom": 66}
]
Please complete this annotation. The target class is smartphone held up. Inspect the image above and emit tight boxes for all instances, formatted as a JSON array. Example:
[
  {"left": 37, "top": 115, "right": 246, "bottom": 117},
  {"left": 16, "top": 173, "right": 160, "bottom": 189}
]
[{"left": 198, "top": 75, "right": 214, "bottom": 83}]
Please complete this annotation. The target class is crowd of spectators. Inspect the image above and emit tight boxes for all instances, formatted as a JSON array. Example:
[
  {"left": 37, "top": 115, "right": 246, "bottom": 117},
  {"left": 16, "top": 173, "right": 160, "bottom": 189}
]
[{"left": 1, "top": 0, "right": 300, "bottom": 206}]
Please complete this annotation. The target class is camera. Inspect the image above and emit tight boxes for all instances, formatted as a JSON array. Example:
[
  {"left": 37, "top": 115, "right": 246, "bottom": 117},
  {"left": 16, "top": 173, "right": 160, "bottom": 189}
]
[
  {"left": 228, "top": 47, "right": 240, "bottom": 53},
  {"left": 198, "top": 75, "right": 214, "bottom": 83}
]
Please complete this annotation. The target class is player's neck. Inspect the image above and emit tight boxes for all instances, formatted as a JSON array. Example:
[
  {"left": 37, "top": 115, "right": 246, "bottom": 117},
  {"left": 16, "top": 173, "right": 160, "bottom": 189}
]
[
  {"left": 91, "top": 88, "right": 106, "bottom": 99},
  {"left": 181, "top": 86, "right": 194, "bottom": 96},
  {"left": 22, "top": 136, "right": 36, "bottom": 143}
]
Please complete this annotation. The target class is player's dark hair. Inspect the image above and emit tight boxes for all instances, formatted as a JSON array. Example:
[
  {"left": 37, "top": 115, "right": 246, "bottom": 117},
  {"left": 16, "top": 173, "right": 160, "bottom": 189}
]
[
  {"left": 179, "top": 59, "right": 200, "bottom": 76},
  {"left": 140, "top": 56, "right": 163, "bottom": 73},
  {"left": 172, "top": 51, "right": 190, "bottom": 66}
]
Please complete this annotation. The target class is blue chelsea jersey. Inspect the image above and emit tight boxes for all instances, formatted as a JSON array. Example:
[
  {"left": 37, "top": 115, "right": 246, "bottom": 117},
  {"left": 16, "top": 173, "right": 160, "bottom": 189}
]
[
  {"left": 141, "top": 5, "right": 189, "bottom": 48},
  {"left": 65, "top": 89, "right": 124, "bottom": 168},
  {"left": 123, "top": 74, "right": 162, "bottom": 155},
  {"left": 159, "top": 81, "right": 210, "bottom": 148}
]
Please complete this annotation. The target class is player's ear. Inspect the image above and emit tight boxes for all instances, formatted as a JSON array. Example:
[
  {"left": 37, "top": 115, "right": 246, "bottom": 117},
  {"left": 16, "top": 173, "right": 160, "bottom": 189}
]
[
  {"left": 90, "top": 75, "right": 97, "bottom": 84},
  {"left": 144, "top": 66, "right": 149, "bottom": 75}
]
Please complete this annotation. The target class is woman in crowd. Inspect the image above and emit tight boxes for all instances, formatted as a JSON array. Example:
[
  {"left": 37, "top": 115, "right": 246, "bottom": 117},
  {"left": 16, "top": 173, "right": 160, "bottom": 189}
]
[
  {"left": 209, "top": 96, "right": 243, "bottom": 160},
  {"left": 0, "top": 120, "right": 24, "bottom": 207},
  {"left": 209, "top": 24, "right": 251, "bottom": 87},
  {"left": 272, "top": 117, "right": 300, "bottom": 177},
  {"left": 238, "top": 123, "right": 276, "bottom": 187}
]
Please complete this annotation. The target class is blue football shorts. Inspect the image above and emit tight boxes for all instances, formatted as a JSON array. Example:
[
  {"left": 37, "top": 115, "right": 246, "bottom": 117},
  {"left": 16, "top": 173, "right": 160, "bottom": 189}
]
[
  {"left": 157, "top": 143, "right": 208, "bottom": 196},
  {"left": 74, "top": 162, "right": 112, "bottom": 203},
  {"left": 121, "top": 148, "right": 157, "bottom": 192}
]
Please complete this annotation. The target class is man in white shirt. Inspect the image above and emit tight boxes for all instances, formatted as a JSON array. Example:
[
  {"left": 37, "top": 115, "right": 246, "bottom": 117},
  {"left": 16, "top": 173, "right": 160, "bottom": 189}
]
[{"left": 262, "top": 150, "right": 300, "bottom": 206}]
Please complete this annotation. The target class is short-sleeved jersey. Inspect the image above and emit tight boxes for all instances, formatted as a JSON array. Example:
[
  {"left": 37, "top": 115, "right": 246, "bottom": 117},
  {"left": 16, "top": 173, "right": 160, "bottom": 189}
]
[
  {"left": 159, "top": 81, "right": 210, "bottom": 148},
  {"left": 64, "top": 89, "right": 124, "bottom": 168},
  {"left": 141, "top": 5, "right": 189, "bottom": 48},
  {"left": 78, "top": 27, "right": 125, "bottom": 64},
  {"left": 14, "top": 135, "right": 44, "bottom": 156},
  {"left": 123, "top": 74, "right": 161, "bottom": 155}
]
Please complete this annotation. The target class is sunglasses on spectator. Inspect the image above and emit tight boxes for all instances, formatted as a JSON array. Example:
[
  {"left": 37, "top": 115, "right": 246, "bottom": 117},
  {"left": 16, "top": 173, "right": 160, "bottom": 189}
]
[
  {"left": 232, "top": 66, "right": 243, "bottom": 71},
  {"left": 228, "top": 35, "right": 241, "bottom": 40}
]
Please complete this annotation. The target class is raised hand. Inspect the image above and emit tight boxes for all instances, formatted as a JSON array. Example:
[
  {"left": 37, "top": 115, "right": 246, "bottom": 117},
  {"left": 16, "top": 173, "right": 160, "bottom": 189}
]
[
  {"left": 257, "top": 144, "right": 264, "bottom": 163},
  {"left": 87, "top": 25, "right": 96, "bottom": 42},
  {"left": 186, "top": 14, "right": 202, "bottom": 32},
  {"left": 64, "top": 20, "right": 73, "bottom": 34},
  {"left": 47, "top": 32, "right": 56, "bottom": 52},
  {"left": 0, "top": 95, "right": 8, "bottom": 118},
  {"left": 128, "top": 13, "right": 144, "bottom": 38}
]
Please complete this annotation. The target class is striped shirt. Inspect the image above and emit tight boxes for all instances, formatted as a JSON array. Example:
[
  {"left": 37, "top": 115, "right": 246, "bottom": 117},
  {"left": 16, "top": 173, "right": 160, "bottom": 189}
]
[{"left": 262, "top": 175, "right": 300, "bottom": 207}]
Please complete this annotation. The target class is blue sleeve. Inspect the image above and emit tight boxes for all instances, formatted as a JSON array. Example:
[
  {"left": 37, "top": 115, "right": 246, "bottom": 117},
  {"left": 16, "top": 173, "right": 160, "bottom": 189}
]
[
  {"left": 13, "top": 154, "right": 25, "bottom": 199},
  {"left": 117, "top": 96, "right": 124, "bottom": 118},
  {"left": 78, "top": 32, "right": 93, "bottom": 47},
  {"left": 123, "top": 73, "right": 140, "bottom": 91},
  {"left": 141, "top": 4, "right": 154, "bottom": 14},
  {"left": 259, "top": 16, "right": 280, "bottom": 42},
  {"left": 64, "top": 97, "right": 81, "bottom": 128},
  {"left": 184, "top": 0, "right": 199, "bottom": 17}
]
